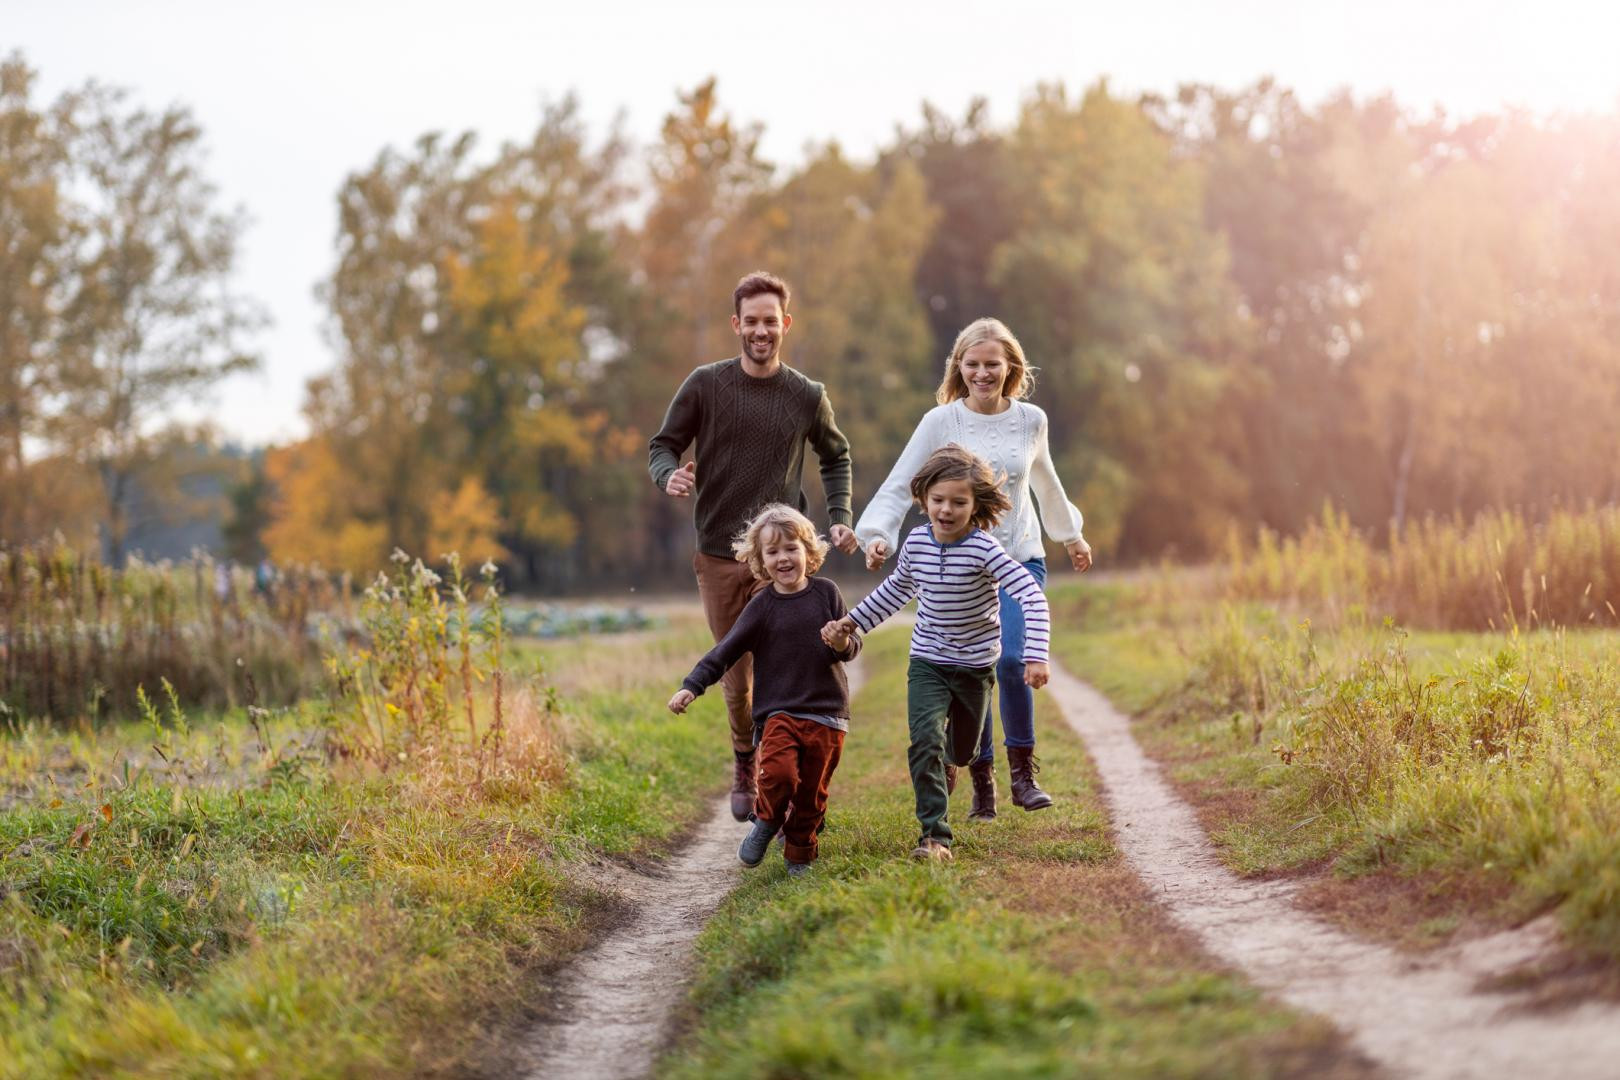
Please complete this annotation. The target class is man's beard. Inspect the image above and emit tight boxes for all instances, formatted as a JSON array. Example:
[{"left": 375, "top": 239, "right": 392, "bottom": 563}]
[{"left": 742, "top": 335, "right": 779, "bottom": 363}]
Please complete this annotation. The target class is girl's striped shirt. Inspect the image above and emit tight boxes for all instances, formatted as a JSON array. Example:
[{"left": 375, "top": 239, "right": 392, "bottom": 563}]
[{"left": 849, "top": 525, "right": 1049, "bottom": 668}]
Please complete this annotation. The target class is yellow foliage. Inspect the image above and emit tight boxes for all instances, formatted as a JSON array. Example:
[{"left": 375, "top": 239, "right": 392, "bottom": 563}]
[
  {"left": 426, "top": 477, "right": 511, "bottom": 566},
  {"left": 263, "top": 438, "right": 390, "bottom": 576}
]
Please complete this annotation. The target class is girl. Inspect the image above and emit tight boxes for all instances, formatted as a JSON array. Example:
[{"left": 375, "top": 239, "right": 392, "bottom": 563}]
[
  {"left": 825, "top": 445, "right": 1049, "bottom": 862},
  {"left": 669, "top": 504, "right": 860, "bottom": 876},
  {"left": 855, "top": 317, "right": 1090, "bottom": 821}
]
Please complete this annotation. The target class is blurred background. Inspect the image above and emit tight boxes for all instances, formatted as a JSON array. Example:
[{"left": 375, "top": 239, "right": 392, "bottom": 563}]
[{"left": 5, "top": 0, "right": 1620, "bottom": 591}]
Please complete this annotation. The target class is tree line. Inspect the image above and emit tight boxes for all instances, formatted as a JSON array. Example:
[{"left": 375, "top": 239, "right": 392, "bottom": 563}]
[{"left": 5, "top": 55, "right": 1619, "bottom": 588}]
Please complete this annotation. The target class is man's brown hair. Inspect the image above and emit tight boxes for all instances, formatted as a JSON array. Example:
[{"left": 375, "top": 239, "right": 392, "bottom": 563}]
[
  {"left": 733, "top": 271, "right": 791, "bottom": 316},
  {"left": 907, "top": 444, "right": 1013, "bottom": 531}
]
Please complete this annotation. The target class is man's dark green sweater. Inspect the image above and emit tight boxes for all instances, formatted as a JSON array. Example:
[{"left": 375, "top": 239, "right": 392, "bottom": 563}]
[{"left": 648, "top": 357, "right": 853, "bottom": 558}]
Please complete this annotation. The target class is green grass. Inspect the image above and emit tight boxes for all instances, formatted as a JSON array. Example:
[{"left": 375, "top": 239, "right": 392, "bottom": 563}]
[
  {"left": 660, "top": 624, "right": 1360, "bottom": 1079},
  {"left": 0, "top": 615, "right": 729, "bottom": 1078},
  {"left": 1048, "top": 577, "right": 1620, "bottom": 958}
]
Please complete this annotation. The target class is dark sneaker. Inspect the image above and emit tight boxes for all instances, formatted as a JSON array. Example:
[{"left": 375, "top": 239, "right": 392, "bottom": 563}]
[
  {"left": 738, "top": 816, "right": 781, "bottom": 867},
  {"left": 909, "top": 838, "right": 953, "bottom": 862},
  {"left": 784, "top": 861, "right": 812, "bottom": 878}
]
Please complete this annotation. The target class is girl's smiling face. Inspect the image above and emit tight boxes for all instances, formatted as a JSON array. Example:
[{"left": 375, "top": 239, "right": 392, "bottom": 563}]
[
  {"left": 924, "top": 477, "right": 975, "bottom": 543},
  {"left": 759, "top": 525, "right": 810, "bottom": 593}
]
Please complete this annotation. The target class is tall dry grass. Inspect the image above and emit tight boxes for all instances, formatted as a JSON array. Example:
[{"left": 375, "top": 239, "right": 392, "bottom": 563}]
[
  {"left": 1, "top": 541, "right": 348, "bottom": 724},
  {"left": 1226, "top": 503, "right": 1620, "bottom": 630}
]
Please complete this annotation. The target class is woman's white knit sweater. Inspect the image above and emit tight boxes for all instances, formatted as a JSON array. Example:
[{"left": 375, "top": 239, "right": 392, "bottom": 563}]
[{"left": 855, "top": 399, "right": 1084, "bottom": 564}]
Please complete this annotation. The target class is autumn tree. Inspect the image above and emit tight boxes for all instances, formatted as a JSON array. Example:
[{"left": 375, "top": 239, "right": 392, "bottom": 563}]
[
  {"left": 53, "top": 82, "right": 262, "bottom": 563},
  {"left": 993, "top": 82, "right": 1248, "bottom": 556},
  {"left": 731, "top": 144, "right": 939, "bottom": 516},
  {"left": 0, "top": 55, "right": 74, "bottom": 541}
]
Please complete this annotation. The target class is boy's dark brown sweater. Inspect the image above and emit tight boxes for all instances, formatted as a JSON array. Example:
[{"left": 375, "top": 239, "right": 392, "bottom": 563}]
[
  {"left": 648, "top": 358, "right": 853, "bottom": 558},
  {"left": 681, "top": 576, "right": 861, "bottom": 729}
]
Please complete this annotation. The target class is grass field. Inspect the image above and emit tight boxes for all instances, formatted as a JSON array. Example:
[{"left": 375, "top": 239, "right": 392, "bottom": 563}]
[
  {"left": 1047, "top": 578, "right": 1620, "bottom": 958},
  {"left": 0, "top": 615, "right": 726, "bottom": 1078}
]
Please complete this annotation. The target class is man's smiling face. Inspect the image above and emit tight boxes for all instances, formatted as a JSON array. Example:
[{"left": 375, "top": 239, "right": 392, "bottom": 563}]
[{"left": 732, "top": 292, "right": 790, "bottom": 366}]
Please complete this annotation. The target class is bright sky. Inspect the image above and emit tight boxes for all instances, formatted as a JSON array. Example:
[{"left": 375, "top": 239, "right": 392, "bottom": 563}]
[{"left": 9, "top": 0, "right": 1619, "bottom": 447}]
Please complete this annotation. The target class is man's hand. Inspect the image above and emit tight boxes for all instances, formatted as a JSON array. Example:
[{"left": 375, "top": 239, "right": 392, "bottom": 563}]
[
  {"left": 668, "top": 689, "right": 695, "bottom": 714},
  {"left": 1065, "top": 536, "right": 1093, "bottom": 573},
  {"left": 821, "top": 616, "right": 857, "bottom": 650},
  {"left": 829, "top": 524, "right": 858, "bottom": 554},
  {"left": 864, "top": 539, "right": 889, "bottom": 571},
  {"left": 1023, "top": 661, "right": 1049, "bottom": 689},
  {"left": 664, "top": 461, "right": 696, "bottom": 498}
]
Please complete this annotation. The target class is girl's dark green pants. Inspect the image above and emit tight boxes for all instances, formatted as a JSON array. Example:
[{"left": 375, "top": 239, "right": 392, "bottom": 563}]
[{"left": 906, "top": 656, "right": 994, "bottom": 846}]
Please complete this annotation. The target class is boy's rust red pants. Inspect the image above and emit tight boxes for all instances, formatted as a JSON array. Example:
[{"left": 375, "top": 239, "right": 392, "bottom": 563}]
[{"left": 753, "top": 713, "right": 845, "bottom": 864}]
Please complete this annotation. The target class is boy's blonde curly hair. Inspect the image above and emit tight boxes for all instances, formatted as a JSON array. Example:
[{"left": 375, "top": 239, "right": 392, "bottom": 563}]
[{"left": 732, "top": 504, "right": 830, "bottom": 580}]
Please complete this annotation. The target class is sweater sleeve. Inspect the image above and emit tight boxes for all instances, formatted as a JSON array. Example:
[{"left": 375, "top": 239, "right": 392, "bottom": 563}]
[
  {"left": 1026, "top": 406, "right": 1084, "bottom": 544},
  {"left": 854, "top": 407, "right": 944, "bottom": 556},
  {"left": 808, "top": 386, "right": 854, "bottom": 530},
  {"left": 849, "top": 535, "right": 918, "bottom": 632},
  {"left": 681, "top": 594, "right": 762, "bottom": 696},
  {"left": 983, "top": 541, "right": 1050, "bottom": 663},
  {"left": 648, "top": 367, "right": 704, "bottom": 493}
]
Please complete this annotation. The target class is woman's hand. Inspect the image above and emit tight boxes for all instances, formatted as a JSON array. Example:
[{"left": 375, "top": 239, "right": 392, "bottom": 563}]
[
  {"left": 864, "top": 539, "right": 889, "bottom": 572},
  {"left": 667, "top": 689, "right": 695, "bottom": 714},
  {"left": 1065, "top": 536, "right": 1093, "bottom": 573},
  {"left": 1023, "top": 661, "right": 1049, "bottom": 690}
]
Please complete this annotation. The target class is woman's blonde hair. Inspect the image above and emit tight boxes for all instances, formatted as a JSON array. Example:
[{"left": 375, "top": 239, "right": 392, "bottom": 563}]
[
  {"left": 731, "top": 504, "right": 829, "bottom": 580},
  {"left": 935, "top": 317, "right": 1033, "bottom": 405}
]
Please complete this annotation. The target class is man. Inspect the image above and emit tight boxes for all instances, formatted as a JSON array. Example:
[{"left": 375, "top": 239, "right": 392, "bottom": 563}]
[{"left": 649, "top": 271, "right": 859, "bottom": 820}]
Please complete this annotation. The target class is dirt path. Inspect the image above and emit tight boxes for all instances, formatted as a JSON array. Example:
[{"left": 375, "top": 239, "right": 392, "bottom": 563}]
[
  {"left": 517, "top": 657, "right": 867, "bottom": 1079},
  {"left": 1046, "top": 660, "right": 1620, "bottom": 1080}
]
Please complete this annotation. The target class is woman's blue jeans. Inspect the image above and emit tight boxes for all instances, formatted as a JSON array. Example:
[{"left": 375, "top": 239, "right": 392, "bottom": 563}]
[{"left": 975, "top": 557, "right": 1046, "bottom": 765}]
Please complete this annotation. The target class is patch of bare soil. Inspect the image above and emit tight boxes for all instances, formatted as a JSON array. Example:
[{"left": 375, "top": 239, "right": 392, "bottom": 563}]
[
  {"left": 509, "top": 657, "right": 867, "bottom": 1080},
  {"left": 1048, "top": 659, "right": 1620, "bottom": 1080}
]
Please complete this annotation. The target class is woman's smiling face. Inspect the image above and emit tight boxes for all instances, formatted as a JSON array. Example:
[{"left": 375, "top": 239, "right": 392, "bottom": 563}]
[{"left": 959, "top": 341, "right": 1009, "bottom": 411}]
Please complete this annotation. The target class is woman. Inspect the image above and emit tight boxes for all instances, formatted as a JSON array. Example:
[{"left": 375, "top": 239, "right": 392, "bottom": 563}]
[{"left": 855, "top": 317, "right": 1092, "bottom": 820}]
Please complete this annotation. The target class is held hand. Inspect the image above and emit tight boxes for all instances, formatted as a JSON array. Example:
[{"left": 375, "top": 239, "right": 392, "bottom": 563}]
[
  {"left": 1065, "top": 537, "right": 1093, "bottom": 573},
  {"left": 864, "top": 539, "right": 889, "bottom": 572},
  {"left": 1023, "top": 661, "right": 1049, "bottom": 690},
  {"left": 828, "top": 524, "right": 858, "bottom": 555},
  {"left": 668, "top": 689, "right": 695, "bottom": 714},
  {"left": 664, "top": 461, "right": 696, "bottom": 498},
  {"left": 821, "top": 616, "right": 857, "bottom": 650}
]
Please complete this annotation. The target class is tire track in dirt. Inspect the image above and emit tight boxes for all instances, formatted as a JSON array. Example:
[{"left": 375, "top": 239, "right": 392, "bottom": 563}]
[
  {"left": 1047, "top": 659, "right": 1620, "bottom": 1080},
  {"left": 517, "top": 657, "right": 867, "bottom": 1079}
]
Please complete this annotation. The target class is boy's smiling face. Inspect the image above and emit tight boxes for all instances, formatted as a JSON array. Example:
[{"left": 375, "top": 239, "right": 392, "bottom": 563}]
[
  {"left": 760, "top": 525, "right": 810, "bottom": 593},
  {"left": 925, "top": 477, "right": 975, "bottom": 543}
]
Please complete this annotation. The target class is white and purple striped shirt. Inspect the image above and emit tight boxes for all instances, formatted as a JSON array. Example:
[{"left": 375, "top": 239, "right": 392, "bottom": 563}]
[{"left": 849, "top": 525, "right": 1049, "bottom": 669}]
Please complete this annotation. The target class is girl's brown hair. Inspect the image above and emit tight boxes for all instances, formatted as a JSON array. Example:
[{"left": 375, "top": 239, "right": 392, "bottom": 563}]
[
  {"left": 731, "top": 503, "right": 829, "bottom": 580},
  {"left": 908, "top": 445, "right": 1012, "bottom": 531},
  {"left": 935, "top": 317, "right": 1033, "bottom": 405}
]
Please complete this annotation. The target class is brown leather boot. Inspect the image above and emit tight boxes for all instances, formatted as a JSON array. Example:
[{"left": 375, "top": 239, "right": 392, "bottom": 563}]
[
  {"left": 968, "top": 759, "right": 997, "bottom": 821},
  {"left": 730, "top": 750, "right": 757, "bottom": 822},
  {"left": 1007, "top": 746, "right": 1053, "bottom": 811},
  {"left": 944, "top": 763, "right": 958, "bottom": 795}
]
